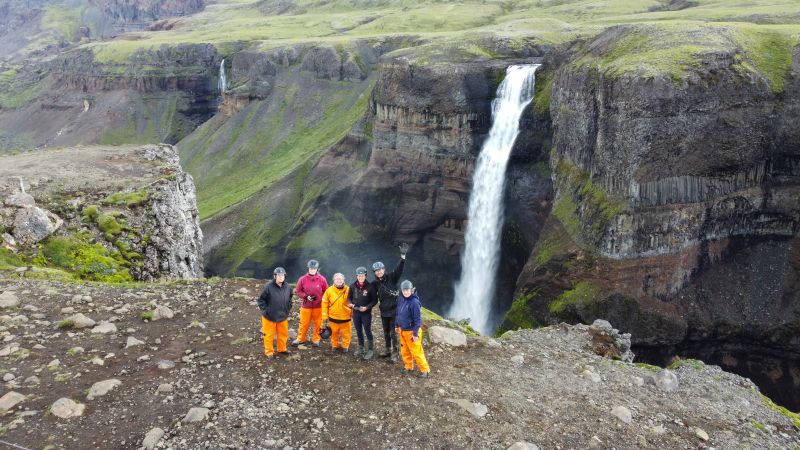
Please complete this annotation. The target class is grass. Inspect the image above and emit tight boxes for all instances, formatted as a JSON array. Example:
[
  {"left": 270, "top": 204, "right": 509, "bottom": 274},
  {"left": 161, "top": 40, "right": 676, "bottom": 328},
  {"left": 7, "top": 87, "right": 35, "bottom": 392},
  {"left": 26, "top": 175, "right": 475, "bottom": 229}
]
[
  {"left": 37, "top": 235, "right": 133, "bottom": 283},
  {"left": 141, "top": 310, "right": 154, "bottom": 321},
  {"left": 548, "top": 281, "right": 601, "bottom": 313},
  {"left": 0, "top": 248, "right": 27, "bottom": 270},
  {"left": 760, "top": 393, "right": 800, "bottom": 428},
  {"left": 634, "top": 362, "right": 662, "bottom": 373},
  {"left": 667, "top": 357, "right": 704, "bottom": 370},
  {"left": 57, "top": 319, "right": 75, "bottom": 330}
]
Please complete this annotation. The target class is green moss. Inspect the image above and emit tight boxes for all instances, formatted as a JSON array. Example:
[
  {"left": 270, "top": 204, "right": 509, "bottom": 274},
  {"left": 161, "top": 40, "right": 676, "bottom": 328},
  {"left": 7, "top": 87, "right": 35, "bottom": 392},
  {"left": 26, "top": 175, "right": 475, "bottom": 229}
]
[
  {"left": 498, "top": 289, "right": 541, "bottom": 335},
  {"left": 533, "top": 74, "right": 553, "bottom": 116},
  {"left": 97, "top": 214, "right": 125, "bottom": 237},
  {"left": 38, "top": 236, "right": 133, "bottom": 283},
  {"left": 760, "top": 393, "right": 800, "bottom": 428},
  {"left": 103, "top": 190, "right": 150, "bottom": 207},
  {"left": 141, "top": 310, "right": 154, "bottom": 321},
  {"left": 421, "top": 307, "right": 445, "bottom": 321},
  {"left": 667, "top": 357, "right": 704, "bottom": 370},
  {"left": 57, "top": 319, "right": 75, "bottom": 329},
  {"left": 548, "top": 281, "right": 601, "bottom": 313},
  {"left": 634, "top": 362, "right": 662, "bottom": 373},
  {"left": 752, "top": 421, "right": 767, "bottom": 433},
  {"left": 534, "top": 234, "right": 568, "bottom": 267},
  {"left": 734, "top": 27, "right": 794, "bottom": 93},
  {"left": 82, "top": 205, "right": 99, "bottom": 222}
]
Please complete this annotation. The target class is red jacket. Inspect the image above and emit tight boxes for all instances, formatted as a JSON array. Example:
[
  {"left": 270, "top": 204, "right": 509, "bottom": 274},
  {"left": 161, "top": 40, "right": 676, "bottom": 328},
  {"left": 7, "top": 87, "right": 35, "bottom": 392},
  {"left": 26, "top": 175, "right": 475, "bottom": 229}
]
[{"left": 295, "top": 273, "right": 328, "bottom": 309}]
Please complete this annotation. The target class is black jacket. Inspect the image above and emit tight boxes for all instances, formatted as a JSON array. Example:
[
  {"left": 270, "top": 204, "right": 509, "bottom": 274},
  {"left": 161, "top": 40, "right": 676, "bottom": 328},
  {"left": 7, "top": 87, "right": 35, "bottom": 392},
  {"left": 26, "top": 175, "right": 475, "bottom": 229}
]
[
  {"left": 372, "top": 258, "right": 405, "bottom": 315},
  {"left": 257, "top": 280, "right": 293, "bottom": 322},
  {"left": 348, "top": 280, "right": 377, "bottom": 310}
]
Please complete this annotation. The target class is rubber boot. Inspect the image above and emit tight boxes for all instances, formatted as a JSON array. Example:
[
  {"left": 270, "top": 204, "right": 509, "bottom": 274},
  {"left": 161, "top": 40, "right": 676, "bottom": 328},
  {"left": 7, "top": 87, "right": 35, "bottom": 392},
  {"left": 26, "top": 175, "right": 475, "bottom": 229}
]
[
  {"left": 364, "top": 340, "right": 374, "bottom": 361},
  {"left": 355, "top": 338, "right": 364, "bottom": 358},
  {"left": 390, "top": 333, "right": 400, "bottom": 363},
  {"left": 379, "top": 336, "right": 391, "bottom": 358}
]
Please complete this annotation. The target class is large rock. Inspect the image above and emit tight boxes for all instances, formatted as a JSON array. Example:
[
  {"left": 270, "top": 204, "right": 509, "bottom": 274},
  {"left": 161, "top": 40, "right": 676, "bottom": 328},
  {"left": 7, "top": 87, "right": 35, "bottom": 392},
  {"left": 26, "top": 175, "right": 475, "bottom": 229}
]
[
  {"left": 0, "top": 391, "right": 26, "bottom": 411},
  {"left": 0, "top": 291, "right": 20, "bottom": 309},
  {"left": 65, "top": 313, "right": 96, "bottom": 329},
  {"left": 4, "top": 191, "right": 34, "bottom": 207},
  {"left": 87, "top": 378, "right": 122, "bottom": 400},
  {"left": 428, "top": 326, "right": 467, "bottom": 347},
  {"left": 12, "top": 206, "right": 61, "bottom": 245},
  {"left": 183, "top": 407, "right": 210, "bottom": 423},
  {"left": 50, "top": 398, "right": 85, "bottom": 418},
  {"left": 152, "top": 305, "right": 174, "bottom": 320},
  {"left": 447, "top": 399, "right": 488, "bottom": 418},
  {"left": 654, "top": 369, "right": 679, "bottom": 392},
  {"left": 142, "top": 427, "right": 165, "bottom": 449},
  {"left": 90, "top": 321, "right": 118, "bottom": 334}
]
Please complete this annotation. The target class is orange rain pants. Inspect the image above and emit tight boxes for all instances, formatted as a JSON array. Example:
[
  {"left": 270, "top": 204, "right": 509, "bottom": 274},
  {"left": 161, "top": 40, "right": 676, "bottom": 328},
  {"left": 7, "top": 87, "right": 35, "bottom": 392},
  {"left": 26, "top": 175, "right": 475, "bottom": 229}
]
[
  {"left": 297, "top": 307, "right": 322, "bottom": 344},
  {"left": 261, "top": 316, "right": 288, "bottom": 356},
  {"left": 329, "top": 321, "right": 352, "bottom": 350},
  {"left": 399, "top": 329, "right": 429, "bottom": 373}
]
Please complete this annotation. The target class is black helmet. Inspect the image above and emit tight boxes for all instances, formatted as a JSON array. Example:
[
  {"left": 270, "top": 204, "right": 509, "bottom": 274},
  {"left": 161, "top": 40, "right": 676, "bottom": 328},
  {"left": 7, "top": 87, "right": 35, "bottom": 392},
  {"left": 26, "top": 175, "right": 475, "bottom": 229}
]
[
  {"left": 355, "top": 266, "right": 367, "bottom": 275},
  {"left": 372, "top": 261, "right": 385, "bottom": 271},
  {"left": 307, "top": 259, "right": 320, "bottom": 269},
  {"left": 273, "top": 267, "right": 286, "bottom": 275},
  {"left": 400, "top": 280, "right": 414, "bottom": 290},
  {"left": 320, "top": 325, "right": 332, "bottom": 339}
]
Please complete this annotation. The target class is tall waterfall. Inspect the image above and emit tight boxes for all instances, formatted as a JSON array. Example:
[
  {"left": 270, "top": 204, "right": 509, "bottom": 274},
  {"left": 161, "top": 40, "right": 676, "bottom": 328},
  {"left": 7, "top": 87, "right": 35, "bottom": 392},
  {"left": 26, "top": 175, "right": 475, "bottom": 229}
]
[
  {"left": 449, "top": 64, "right": 540, "bottom": 335},
  {"left": 218, "top": 59, "right": 227, "bottom": 94}
]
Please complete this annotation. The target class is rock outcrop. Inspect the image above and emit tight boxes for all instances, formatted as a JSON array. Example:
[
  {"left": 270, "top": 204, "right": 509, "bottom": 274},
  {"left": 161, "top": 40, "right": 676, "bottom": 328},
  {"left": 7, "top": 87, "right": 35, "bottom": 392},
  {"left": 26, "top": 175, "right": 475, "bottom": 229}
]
[{"left": 0, "top": 144, "right": 203, "bottom": 280}]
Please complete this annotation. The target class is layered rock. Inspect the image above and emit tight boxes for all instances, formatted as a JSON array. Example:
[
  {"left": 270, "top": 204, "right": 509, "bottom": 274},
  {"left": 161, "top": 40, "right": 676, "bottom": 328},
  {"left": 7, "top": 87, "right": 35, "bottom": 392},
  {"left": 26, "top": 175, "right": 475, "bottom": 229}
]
[{"left": 511, "top": 25, "right": 800, "bottom": 408}]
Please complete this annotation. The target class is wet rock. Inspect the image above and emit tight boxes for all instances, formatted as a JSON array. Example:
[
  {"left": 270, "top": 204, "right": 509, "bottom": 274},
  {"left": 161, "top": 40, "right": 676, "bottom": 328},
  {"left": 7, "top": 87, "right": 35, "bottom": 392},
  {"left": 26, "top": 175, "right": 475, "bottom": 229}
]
[
  {"left": 611, "top": 406, "right": 633, "bottom": 424},
  {"left": 87, "top": 378, "right": 122, "bottom": 400},
  {"left": 0, "top": 391, "right": 26, "bottom": 411},
  {"left": 142, "top": 427, "right": 165, "bottom": 450},
  {"left": 0, "top": 291, "right": 20, "bottom": 309},
  {"left": 428, "top": 326, "right": 467, "bottom": 347},
  {"left": 50, "top": 398, "right": 85, "bottom": 418}
]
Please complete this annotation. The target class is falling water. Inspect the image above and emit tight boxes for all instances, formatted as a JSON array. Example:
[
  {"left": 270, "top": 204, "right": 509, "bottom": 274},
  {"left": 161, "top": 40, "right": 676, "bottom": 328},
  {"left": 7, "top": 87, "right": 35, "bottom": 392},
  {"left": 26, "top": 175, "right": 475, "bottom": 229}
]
[
  {"left": 218, "top": 59, "right": 227, "bottom": 94},
  {"left": 449, "top": 64, "right": 540, "bottom": 335}
]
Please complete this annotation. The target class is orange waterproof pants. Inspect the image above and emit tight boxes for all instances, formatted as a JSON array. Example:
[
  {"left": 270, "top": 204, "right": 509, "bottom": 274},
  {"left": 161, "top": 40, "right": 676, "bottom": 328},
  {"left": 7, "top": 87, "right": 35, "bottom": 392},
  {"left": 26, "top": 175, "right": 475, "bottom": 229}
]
[
  {"left": 399, "top": 329, "right": 429, "bottom": 373},
  {"left": 329, "top": 321, "right": 352, "bottom": 349},
  {"left": 261, "top": 317, "right": 288, "bottom": 356},
  {"left": 297, "top": 307, "right": 322, "bottom": 343}
]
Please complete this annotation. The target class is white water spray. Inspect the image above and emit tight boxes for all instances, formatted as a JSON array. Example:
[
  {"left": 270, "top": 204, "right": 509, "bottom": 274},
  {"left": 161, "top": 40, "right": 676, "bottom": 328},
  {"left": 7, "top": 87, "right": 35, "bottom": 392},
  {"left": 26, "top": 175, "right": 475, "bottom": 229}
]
[
  {"left": 449, "top": 64, "right": 540, "bottom": 335},
  {"left": 218, "top": 58, "right": 227, "bottom": 94}
]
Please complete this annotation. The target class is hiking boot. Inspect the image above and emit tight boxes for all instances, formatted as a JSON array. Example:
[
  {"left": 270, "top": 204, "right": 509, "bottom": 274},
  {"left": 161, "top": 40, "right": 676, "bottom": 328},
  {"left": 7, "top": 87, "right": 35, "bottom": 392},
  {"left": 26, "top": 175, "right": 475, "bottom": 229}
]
[
  {"left": 332, "top": 347, "right": 341, "bottom": 353},
  {"left": 355, "top": 339, "right": 364, "bottom": 358},
  {"left": 312, "top": 341, "right": 321, "bottom": 348},
  {"left": 401, "top": 368, "right": 413, "bottom": 375},
  {"left": 364, "top": 340, "right": 374, "bottom": 361},
  {"left": 277, "top": 350, "right": 292, "bottom": 356},
  {"left": 418, "top": 371, "right": 429, "bottom": 379},
  {"left": 290, "top": 340, "right": 301, "bottom": 347},
  {"left": 379, "top": 347, "right": 391, "bottom": 358},
  {"left": 342, "top": 347, "right": 349, "bottom": 354},
  {"left": 390, "top": 349, "right": 400, "bottom": 363},
  {"left": 264, "top": 354, "right": 274, "bottom": 360}
]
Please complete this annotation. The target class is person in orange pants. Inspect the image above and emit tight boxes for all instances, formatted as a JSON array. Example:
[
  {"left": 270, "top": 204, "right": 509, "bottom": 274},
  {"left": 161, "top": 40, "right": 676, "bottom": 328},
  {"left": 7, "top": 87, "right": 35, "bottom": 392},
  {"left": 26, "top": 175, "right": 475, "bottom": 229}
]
[
  {"left": 394, "top": 280, "right": 430, "bottom": 377},
  {"left": 293, "top": 259, "right": 328, "bottom": 347},
  {"left": 321, "top": 273, "right": 352, "bottom": 353},
  {"left": 256, "top": 267, "right": 293, "bottom": 359}
]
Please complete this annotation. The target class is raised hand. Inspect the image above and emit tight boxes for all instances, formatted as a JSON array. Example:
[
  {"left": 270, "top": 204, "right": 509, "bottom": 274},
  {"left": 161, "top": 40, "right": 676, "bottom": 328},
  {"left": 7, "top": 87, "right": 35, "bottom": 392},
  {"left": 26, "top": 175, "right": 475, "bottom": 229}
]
[{"left": 398, "top": 242, "right": 410, "bottom": 257}]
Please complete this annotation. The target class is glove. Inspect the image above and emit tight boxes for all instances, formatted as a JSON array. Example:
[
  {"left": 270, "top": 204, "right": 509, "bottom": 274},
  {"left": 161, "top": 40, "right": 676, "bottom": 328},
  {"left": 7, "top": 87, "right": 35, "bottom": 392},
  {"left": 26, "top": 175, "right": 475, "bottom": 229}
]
[
  {"left": 306, "top": 295, "right": 315, "bottom": 301},
  {"left": 398, "top": 242, "right": 410, "bottom": 257}
]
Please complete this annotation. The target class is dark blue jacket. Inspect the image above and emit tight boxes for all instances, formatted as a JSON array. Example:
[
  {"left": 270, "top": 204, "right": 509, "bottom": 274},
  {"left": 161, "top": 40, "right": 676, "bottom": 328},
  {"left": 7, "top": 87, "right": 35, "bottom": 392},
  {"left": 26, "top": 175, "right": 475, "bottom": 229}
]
[{"left": 395, "top": 292, "right": 422, "bottom": 337}]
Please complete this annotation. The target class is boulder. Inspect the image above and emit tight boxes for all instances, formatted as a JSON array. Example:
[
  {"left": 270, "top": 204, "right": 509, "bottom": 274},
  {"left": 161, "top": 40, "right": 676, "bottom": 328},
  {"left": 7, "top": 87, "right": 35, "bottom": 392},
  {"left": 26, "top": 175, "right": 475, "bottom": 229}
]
[
  {"left": 152, "top": 305, "right": 174, "bottom": 320},
  {"left": 126, "top": 336, "right": 145, "bottom": 348},
  {"left": 655, "top": 369, "right": 679, "bottom": 392},
  {"left": 87, "top": 378, "right": 122, "bottom": 400},
  {"left": 142, "top": 427, "right": 165, "bottom": 449},
  {"left": 50, "top": 398, "right": 85, "bottom": 418},
  {"left": 611, "top": 405, "right": 633, "bottom": 424},
  {"left": 12, "top": 206, "right": 62, "bottom": 245},
  {"left": 4, "top": 191, "right": 35, "bottom": 208},
  {"left": 90, "top": 321, "right": 118, "bottom": 334},
  {"left": 0, "top": 391, "right": 26, "bottom": 411},
  {"left": 428, "top": 326, "right": 467, "bottom": 347},
  {"left": 0, "top": 291, "right": 20, "bottom": 309},
  {"left": 65, "top": 313, "right": 96, "bottom": 329},
  {"left": 183, "top": 407, "right": 210, "bottom": 423}
]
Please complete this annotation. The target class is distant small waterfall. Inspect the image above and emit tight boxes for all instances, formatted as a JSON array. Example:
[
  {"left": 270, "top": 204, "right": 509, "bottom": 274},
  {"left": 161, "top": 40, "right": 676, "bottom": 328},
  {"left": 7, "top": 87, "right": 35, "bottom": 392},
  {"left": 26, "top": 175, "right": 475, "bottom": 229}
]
[
  {"left": 449, "top": 64, "right": 540, "bottom": 335},
  {"left": 218, "top": 59, "right": 227, "bottom": 94}
]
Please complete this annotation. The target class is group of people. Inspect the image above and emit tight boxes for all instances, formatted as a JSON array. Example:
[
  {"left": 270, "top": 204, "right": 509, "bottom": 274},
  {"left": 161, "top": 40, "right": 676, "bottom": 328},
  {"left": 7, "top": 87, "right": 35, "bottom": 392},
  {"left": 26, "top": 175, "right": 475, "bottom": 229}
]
[{"left": 256, "top": 244, "right": 430, "bottom": 378}]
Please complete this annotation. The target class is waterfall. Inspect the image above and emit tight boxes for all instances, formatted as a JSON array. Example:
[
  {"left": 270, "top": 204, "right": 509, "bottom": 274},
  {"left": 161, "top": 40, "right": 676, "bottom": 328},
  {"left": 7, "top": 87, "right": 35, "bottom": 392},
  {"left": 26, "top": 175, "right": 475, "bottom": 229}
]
[
  {"left": 218, "top": 59, "right": 227, "bottom": 94},
  {"left": 449, "top": 64, "right": 540, "bottom": 335}
]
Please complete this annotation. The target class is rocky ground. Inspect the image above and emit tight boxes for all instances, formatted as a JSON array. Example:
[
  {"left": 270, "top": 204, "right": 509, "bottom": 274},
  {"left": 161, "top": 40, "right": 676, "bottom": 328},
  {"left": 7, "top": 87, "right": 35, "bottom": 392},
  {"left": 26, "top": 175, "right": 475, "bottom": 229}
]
[{"left": 0, "top": 274, "right": 798, "bottom": 450}]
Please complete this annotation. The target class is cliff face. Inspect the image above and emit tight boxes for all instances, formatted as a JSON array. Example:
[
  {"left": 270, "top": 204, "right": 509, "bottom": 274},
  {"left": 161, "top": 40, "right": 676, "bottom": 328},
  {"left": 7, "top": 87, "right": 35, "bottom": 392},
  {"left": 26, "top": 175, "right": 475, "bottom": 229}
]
[
  {"left": 88, "top": 0, "right": 205, "bottom": 30},
  {"left": 511, "top": 25, "right": 800, "bottom": 408},
  {"left": 0, "top": 45, "right": 220, "bottom": 152}
]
